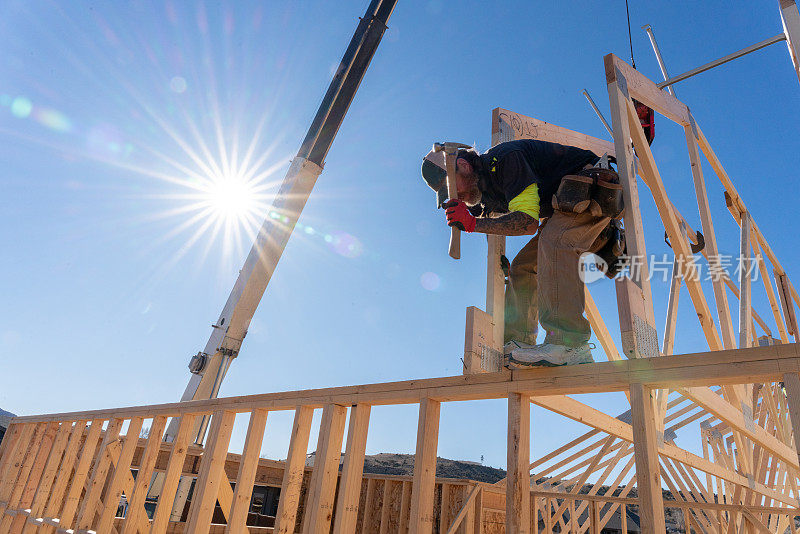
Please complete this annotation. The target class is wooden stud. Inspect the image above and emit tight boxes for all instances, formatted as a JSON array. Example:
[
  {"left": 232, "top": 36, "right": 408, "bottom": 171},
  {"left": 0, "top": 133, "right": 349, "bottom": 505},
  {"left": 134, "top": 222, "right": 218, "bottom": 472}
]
[
  {"left": 399, "top": 480, "right": 412, "bottom": 533},
  {"left": 739, "top": 211, "right": 754, "bottom": 349},
  {"left": 273, "top": 406, "right": 314, "bottom": 534},
  {"left": 507, "top": 393, "right": 531, "bottom": 534},
  {"left": 1, "top": 423, "right": 45, "bottom": 522},
  {"left": 444, "top": 485, "right": 480, "bottom": 534},
  {"left": 225, "top": 409, "right": 268, "bottom": 534},
  {"left": 630, "top": 383, "right": 666, "bottom": 533},
  {"left": 409, "top": 398, "right": 441, "bottom": 534},
  {"left": 184, "top": 410, "right": 235, "bottom": 534},
  {"left": 590, "top": 500, "right": 599, "bottom": 534},
  {"left": 149, "top": 413, "right": 196, "bottom": 534},
  {"left": 662, "top": 259, "right": 681, "bottom": 356},
  {"left": 95, "top": 417, "right": 145, "bottom": 533},
  {"left": 73, "top": 417, "right": 124, "bottom": 531},
  {"left": 486, "top": 235, "right": 506, "bottom": 355},
  {"left": 440, "top": 483, "right": 451, "bottom": 533},
  {"left": 56, "top": 419, "right": 104, "bottom": 529},
  {"left": 585, "top": 289, "right": 622, "bottom": 362},
  {"left": 684, "top": 119, "right": 737, "bottom": 350},
  {"left": 777, "top": 273, "right": 799, "bottom": 340},
  {"left": 752, "top": 236, "right": 789, "bottom": 343},
  {"left": 0, "top": 424, "right": 35, "bottom": 515},
  {"left": 19, "top": 422, "right": 71, "bottom": 533},
  {"left": 37, "top": 420, "right": 87, "bottom": 528},
  {"left": 333, "top": 403, "right": 371, "bottom": 534},
  {"left": 363, "top": 477, "right": 377, "bottom": 531},
  {"left": 379, "top": 480, "right": 392, "bottom": 534},
  {"left": 303, "top": 403, "right": 348, "bottom": 534},
  {"left": 121, "top": 415, "right": 168, "bottom": 534},
  {"left": 6, "top": 422, "right": 59, "bottom": 533},
  {"left": 782, "top": 373, "right": 800, "bottom": 470},
  {"left": 544, "top": 497, "right": 552, "bottom": 534}
]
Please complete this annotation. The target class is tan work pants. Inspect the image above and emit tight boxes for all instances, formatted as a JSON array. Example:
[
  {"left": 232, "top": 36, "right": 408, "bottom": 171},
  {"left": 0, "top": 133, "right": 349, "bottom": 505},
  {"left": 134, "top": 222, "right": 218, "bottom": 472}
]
[{"left": 504, "top": 211, "right": 610, "bottom": 347}]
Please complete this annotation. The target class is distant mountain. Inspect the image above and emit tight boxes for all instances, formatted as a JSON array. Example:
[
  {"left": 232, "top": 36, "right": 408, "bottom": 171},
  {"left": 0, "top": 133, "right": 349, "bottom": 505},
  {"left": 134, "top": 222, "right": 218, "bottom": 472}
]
[
  {"left": 364, "top": 453, "right": 507, "bottom": 484},
  {"left": 0, "top": 408, "right": 16, "bottom": 446}
]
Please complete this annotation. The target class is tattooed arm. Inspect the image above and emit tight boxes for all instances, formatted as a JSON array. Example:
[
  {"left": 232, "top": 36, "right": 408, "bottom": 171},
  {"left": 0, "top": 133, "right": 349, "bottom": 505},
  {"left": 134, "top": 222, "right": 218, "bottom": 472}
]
[{"left": 474, "top": 211, "right": 539, "bottom": 236}]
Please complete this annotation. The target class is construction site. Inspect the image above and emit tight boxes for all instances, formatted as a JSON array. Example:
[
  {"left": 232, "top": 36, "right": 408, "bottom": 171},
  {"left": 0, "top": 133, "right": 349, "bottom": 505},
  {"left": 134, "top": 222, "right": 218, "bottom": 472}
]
[{"left": 2, "top": 1, "right": 800, "bottom": 533}]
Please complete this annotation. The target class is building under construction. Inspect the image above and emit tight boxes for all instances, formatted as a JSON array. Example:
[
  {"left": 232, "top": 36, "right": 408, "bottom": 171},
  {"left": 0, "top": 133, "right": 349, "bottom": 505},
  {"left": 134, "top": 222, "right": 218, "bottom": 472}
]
[{"left": 2, "top": 1, "right": 800, "bottom": 533}]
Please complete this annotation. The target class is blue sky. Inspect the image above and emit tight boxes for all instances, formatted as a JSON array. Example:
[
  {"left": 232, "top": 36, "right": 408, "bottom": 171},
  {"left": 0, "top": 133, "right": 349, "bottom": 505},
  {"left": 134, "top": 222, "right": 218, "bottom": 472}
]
[{"left": 2, "top": 1, "right": 799, "bottom": 471}]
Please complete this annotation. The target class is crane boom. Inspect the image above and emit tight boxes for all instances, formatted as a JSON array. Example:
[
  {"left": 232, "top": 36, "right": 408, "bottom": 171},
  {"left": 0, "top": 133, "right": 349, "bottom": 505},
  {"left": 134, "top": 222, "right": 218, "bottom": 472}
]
[{"left": 164, "top": 0, "right": 398, "bottom": 445}]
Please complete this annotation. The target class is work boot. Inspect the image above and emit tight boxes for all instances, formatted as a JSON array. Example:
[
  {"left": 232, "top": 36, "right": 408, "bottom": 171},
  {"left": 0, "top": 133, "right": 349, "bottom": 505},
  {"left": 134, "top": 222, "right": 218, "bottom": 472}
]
[
  {"left": 504, "top": 342, "right": 595, "bottom": 368},
  {"left": 503, "top": 340, "right": 536, "bottom": 353}
]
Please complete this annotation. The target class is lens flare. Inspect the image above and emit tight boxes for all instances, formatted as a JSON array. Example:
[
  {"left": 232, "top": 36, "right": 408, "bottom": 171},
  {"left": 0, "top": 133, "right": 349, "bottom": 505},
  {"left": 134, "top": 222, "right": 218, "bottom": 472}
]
[{"left": 420, "top": 272, "right": 441, "bottom": 291}]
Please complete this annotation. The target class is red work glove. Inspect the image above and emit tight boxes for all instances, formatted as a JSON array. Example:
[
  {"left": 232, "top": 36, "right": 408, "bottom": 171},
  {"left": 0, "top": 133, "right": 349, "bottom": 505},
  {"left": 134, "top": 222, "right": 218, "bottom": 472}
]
[{"left": 444, "top": 199, "right": 476, "bottom": 233}]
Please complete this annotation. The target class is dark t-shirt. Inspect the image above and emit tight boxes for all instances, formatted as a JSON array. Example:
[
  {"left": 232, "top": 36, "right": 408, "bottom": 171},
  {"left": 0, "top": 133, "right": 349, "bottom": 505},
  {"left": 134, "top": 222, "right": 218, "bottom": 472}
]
[{"left": 477, "top": 139, "right": 600, "bottom": 218}]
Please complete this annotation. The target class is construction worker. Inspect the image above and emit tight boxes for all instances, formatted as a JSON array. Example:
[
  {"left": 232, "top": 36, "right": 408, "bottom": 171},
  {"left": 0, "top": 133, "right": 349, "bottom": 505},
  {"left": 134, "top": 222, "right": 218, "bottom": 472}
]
[{"left": 421, "top": 139, "right": 621, "bottom": 367}]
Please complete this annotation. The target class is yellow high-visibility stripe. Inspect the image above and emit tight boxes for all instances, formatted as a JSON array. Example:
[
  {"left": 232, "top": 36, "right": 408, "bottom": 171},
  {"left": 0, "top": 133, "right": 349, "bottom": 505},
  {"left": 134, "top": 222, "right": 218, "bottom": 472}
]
[{"left": 508, "top": 183, "right": 540, "bottom": 220}]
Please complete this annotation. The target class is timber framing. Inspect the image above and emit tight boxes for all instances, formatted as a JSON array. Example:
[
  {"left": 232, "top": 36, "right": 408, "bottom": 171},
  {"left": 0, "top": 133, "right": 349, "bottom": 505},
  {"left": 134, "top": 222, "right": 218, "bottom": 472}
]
[{"left": 3, "top": 5, "right": 800, "bottom": 533}]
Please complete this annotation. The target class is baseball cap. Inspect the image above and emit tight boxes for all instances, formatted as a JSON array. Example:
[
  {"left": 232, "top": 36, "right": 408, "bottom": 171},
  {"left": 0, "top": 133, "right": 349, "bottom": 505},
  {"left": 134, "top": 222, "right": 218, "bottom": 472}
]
[{"left": 421, "top": 148, "right": 449, "bottom": 208}]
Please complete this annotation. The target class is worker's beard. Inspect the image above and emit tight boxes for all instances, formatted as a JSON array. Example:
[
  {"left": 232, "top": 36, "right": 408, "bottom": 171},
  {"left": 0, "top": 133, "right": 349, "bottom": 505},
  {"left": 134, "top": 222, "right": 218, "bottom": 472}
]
[{"left": 462, "top": 186, "right": 482, "bottom": 207}]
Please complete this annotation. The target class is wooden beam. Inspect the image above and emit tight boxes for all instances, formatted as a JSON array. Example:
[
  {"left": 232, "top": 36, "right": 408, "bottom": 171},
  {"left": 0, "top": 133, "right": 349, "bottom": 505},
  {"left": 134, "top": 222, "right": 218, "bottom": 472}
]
[
  {"left": 507, "top": 393, "right": 531, "bottom": 533},
  {"left": 409, "top": 398, "right": 441, "bottom": 534},
  {"left": 605, "top": 54, "right": 690, "bottom": 125},
  {"left": 606, "top": 61, "right": 660, "bottom": 360},
  {"left": 273, "top": 406, "right": 314, "bottom": 534},
  {"left": 333, "top": 403, "right": 371, "bottom": 534},
  {"left": 303, "top": 404, "right": 348, "bottom": 534},
  {"left": 751, "top": 237, "right": 789, "bottom": 343},
  {"left": 630, "top": 383, "right": 667, "bottom": 533},
  {"left": 9, "top": 346, "right": 800, "bottom": 425},
  {"left": 492, "top": 107, "right": 615, "bottom": 156},
  {"left": 225, "top": 409, "right": 268, "bottom": 534}
]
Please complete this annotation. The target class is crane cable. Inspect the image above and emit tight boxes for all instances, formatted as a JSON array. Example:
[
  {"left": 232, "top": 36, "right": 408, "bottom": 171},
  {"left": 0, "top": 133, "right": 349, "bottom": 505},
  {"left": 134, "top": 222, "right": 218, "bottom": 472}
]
[{"left": 625, "top": 0, "right": 636, "bottom": 69}]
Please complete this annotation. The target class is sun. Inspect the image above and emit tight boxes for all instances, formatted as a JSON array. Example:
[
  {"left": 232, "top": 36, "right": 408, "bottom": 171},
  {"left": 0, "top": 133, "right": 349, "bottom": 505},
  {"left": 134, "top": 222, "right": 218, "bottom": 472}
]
[{"left": 203, "top": 172, "right": 258, "bottom": 222}]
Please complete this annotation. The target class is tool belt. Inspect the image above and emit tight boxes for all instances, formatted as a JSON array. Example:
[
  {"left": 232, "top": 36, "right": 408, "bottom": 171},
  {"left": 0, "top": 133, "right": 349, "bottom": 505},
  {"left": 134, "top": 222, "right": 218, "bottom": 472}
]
[{"left": 551, "top": 167, "right": 624, "bottom": 219}]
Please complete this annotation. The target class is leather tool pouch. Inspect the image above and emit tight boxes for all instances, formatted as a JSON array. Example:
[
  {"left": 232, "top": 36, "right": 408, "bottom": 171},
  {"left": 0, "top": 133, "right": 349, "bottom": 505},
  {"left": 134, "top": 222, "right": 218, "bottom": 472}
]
[
  {"left": 551, "top": 174, "right": 593, "bottom": 214},
  {"left": 595, "top": 219, "right": 627, "bottom": 278},
  {"left": 552, "top": 167, "right": 624, "bottom": 219}
]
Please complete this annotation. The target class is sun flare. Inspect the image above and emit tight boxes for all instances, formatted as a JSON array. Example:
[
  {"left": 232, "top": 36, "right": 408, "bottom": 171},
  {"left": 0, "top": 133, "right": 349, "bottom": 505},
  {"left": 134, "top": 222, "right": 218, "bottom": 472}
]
[{"left": 204, "top": 173, "right": 257, "bottom": 220}]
